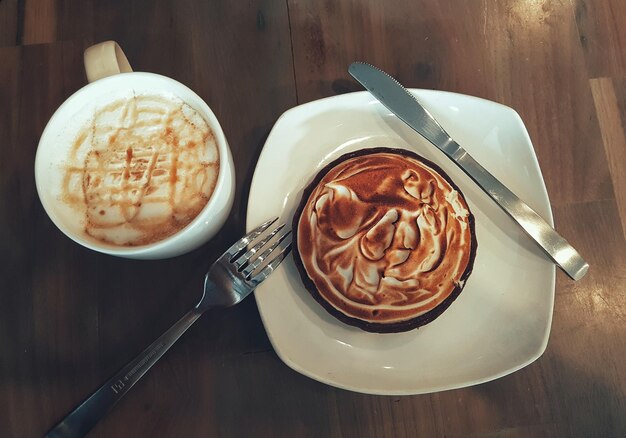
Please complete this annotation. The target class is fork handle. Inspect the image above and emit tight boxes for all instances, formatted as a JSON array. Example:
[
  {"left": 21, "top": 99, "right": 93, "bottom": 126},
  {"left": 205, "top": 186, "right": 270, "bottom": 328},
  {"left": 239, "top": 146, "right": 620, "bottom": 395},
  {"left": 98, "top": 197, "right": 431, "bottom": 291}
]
[{"left": 45, "top": 308, "right": 204, "bottom": 438}]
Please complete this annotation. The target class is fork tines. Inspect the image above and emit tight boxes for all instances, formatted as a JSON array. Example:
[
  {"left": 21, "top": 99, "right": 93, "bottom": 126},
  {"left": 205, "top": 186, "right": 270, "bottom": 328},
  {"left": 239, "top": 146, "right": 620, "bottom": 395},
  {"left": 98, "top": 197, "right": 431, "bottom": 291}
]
[{"left": 228, "top": 218, "right": 292, "bottom": 285}]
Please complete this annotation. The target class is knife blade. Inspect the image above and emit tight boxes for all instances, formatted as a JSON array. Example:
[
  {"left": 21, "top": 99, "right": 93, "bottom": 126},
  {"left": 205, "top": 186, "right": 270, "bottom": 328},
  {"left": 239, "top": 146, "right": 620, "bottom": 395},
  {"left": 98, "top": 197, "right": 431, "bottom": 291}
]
[{"left": 348, "top": 62, "right": 588, "bottom": 281}]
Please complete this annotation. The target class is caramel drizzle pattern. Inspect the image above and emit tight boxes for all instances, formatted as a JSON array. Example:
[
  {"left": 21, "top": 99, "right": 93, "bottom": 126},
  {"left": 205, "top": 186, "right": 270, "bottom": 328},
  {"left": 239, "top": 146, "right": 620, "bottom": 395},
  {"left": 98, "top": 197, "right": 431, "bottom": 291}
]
[{"left": 61, "top": 94, "right": 219, "bottom": 246}]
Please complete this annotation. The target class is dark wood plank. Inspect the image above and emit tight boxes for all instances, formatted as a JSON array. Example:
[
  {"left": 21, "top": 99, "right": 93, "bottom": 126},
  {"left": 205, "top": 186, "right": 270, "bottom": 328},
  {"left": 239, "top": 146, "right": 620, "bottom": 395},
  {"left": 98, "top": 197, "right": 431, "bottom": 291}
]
[
  {"left": 548, "top": 199, "right": 626, "bottom": 438},
  {"left": 0, "top": 44, "right": 25, "bottom": 435},
  {"left": 574, "top": 0, "right": 626, "bottom": 79},
  {"left": 22, "top": 0, "right": 57, "bottom": 45},
  {"left": 0, "top": 0, "right": 18, "bottom": 46},
  {"left": 591, "top": 78, "right": 626, "bottom": 239}
]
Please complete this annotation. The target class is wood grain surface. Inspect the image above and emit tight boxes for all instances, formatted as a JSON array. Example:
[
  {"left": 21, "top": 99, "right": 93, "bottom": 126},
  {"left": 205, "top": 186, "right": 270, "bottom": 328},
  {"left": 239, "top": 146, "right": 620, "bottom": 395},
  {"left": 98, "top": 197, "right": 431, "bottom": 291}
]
[{"left": 1, "top": 1, "right": 624, "bottom": 437}]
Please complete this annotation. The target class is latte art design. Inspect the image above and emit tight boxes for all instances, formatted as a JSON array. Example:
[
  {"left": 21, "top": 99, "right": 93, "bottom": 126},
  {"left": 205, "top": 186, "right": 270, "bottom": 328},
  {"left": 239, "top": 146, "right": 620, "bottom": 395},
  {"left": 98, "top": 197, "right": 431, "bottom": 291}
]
[
  {"left": 61, "top": 93, "right": 219, "bottom": 246},
  {"left": 296, "top": 150, "right": 476, "bottom": 329}
]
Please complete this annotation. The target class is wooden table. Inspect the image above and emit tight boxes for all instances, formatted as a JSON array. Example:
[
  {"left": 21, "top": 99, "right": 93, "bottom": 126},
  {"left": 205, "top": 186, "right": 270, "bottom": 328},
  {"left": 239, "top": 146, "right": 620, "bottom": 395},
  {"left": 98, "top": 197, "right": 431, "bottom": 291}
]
[{"left": 1, "top": 1, "right": 625, "bottom": 437}]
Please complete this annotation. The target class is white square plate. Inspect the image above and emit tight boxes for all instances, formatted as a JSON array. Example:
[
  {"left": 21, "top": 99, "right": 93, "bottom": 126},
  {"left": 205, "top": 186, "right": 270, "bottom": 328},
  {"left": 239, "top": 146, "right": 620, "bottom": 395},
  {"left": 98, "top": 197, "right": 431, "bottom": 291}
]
[{"left": 246, "top": 90, "right": 555, "bottom": 395}]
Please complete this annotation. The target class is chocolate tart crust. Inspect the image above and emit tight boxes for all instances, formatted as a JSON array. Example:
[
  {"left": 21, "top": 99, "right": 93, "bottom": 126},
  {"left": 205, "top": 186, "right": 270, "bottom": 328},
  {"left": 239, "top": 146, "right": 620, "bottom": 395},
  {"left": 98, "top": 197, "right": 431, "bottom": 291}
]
[{"left": 291, "top": 147, "right": 478, "bottom": 333}]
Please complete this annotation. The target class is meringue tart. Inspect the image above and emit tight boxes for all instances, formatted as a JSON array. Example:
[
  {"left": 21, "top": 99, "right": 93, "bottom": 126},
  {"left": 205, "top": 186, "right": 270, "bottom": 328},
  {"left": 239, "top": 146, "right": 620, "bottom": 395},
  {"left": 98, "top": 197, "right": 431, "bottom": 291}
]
[{"left": 293, "top": 148, "right": 477, "bottom": 333}]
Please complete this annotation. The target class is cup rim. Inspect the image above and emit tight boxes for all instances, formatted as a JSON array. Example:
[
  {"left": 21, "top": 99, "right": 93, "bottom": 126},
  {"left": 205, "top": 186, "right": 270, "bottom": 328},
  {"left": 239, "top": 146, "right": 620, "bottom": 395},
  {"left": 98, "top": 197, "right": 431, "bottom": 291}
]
[{"left": 35, "top": 71, "right": 232, "bottom": 257}]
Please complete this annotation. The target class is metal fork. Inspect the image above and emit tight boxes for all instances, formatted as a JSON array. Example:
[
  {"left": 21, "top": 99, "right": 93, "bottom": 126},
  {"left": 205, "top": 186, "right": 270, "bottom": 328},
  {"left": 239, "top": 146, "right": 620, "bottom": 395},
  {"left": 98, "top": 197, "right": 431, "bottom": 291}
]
[{"left": 45, "top": 218, "right": 292, "bottom": 438}]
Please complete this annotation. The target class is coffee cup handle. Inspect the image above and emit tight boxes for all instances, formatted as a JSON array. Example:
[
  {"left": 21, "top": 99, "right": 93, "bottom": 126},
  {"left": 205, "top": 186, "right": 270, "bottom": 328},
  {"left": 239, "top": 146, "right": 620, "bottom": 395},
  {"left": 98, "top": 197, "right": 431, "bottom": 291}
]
[{"left": 84, "top": 41, "right": 133, "bottom": 83}]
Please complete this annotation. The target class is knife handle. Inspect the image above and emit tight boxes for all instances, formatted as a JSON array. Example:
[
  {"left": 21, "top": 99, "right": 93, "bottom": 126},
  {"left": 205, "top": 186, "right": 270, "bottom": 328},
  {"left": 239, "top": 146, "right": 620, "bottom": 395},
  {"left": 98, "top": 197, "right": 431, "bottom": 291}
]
[{"left": 444, "top": 140, "right": 588, "bottom": 281}]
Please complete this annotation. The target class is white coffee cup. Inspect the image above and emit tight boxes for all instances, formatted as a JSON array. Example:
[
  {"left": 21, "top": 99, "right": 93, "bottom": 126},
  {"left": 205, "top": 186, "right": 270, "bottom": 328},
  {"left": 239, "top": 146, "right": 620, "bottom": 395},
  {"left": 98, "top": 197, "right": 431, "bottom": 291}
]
[{"left": 35, "top": 41, "right": 235, "bottom": 259}]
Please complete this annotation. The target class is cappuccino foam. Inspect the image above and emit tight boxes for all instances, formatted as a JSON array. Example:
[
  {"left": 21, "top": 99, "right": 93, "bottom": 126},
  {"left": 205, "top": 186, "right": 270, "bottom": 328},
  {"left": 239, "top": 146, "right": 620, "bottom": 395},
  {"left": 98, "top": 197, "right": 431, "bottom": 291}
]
[{"left": 61, "top": 92, "right": 219, "bottom": 246}]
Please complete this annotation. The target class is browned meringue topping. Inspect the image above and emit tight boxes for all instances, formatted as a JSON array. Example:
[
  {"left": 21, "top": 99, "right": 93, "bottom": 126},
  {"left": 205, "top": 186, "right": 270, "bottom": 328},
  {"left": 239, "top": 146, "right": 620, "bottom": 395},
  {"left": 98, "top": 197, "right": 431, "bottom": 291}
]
[{"left": 296, "top": 150, "right": 475, "bottom": 326}]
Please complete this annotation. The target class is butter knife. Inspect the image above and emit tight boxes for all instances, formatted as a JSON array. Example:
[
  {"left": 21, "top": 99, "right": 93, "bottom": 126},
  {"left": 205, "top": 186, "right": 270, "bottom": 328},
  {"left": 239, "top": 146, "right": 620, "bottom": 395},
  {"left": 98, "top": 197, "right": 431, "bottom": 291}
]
[{"left": 349, "top": 62, "right": 588, "bottom": 281}]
